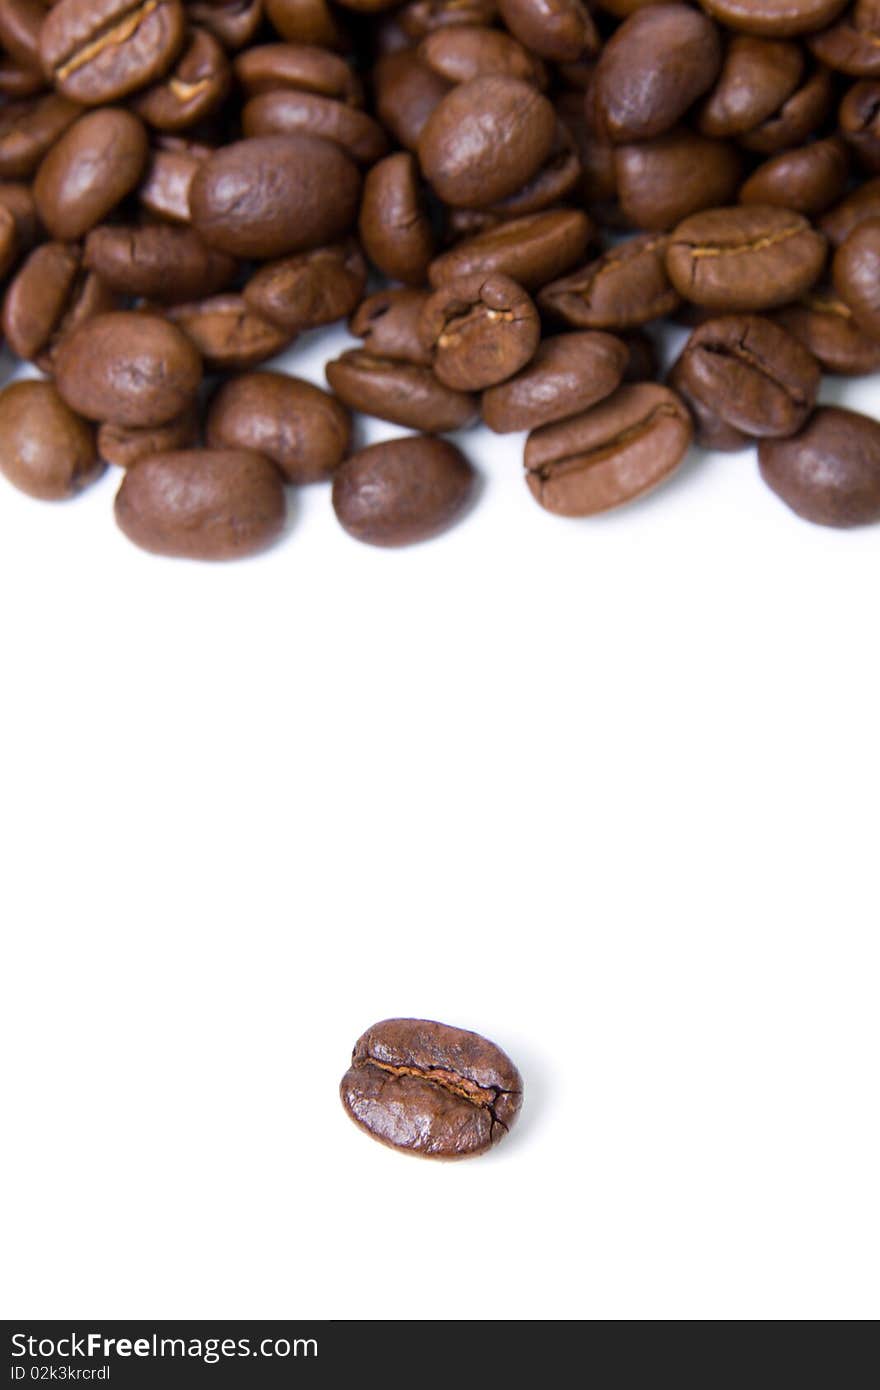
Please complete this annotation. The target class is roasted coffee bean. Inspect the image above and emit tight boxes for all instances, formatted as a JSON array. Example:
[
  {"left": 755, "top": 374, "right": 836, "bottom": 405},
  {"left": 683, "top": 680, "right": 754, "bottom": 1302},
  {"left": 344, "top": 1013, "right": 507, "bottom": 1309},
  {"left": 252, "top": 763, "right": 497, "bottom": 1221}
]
[
  {"left": 359, "top": 152, "right": 434, "bottom": 286},
  {"left": 243, "top": 90, "right": 389, "bottom": 164},
  {"left": 137, "top": 142, "right": 208, "bottom": 223},
  {"left": 483, "top": 330, "right": 628, "bottom": 432},
  {"left": 739, "top": 137, "right": 849, "bottom": 217},
  {"left": 697, "top": 37, "right": 804, "bottom": 140},
  {"left": 265, "top": 0, "right": 349, "bottom": 49},
  {"left": 33, "top": 108, "right": 149, "bottom": 241},
  {"left": 189, "top": 0, "right": 264, "bottom": 51},
  {"left": 39, "top": 0, "right": 187, "bottom": 105},
  {"left": 429, "top": 208, "right": 592, "bottom": 290},
  {"left": 244, "top": 241, "right": 367, "bottom": 331},
  {"left": 206, "top": 371, "right": 351, "bottom": 483},
  {"left": 667, "top": 356, "right": 750, "bottom": 451},
  {"left": 498, "top": 0, "right": 597, "bottom": 63},
  {"left": 189, "top": 134, "right": 361, "bottom": 258},
  {"left": 373, "top": 48, "right": 450, "bottom": 152},
  {"left": 614, "top": 130, "right": 743, "bottom": 232},
  {"left": 700, "top": 0, "right": 848, "bottom": 36},
  {"left": 594, "top": 6, "right": 721, "bottom": 144},
  {"left": 398, "top": 0, "right": 498, "bottom": 39},
  {"left": 821, "top": 176, "right": 880, "bottom": 246},
  {"left": 840, "top": 80, "right": 880, "bottom": 171},
  {"left": 758, "top": 407, "right": 880, "bottom": 526},
  {"left": 132, "top": 26, "right": 230, "bottom": 131},
  {"left": 832, "top": 218, "right": 880, "bottom": 337},
  {"left": 233, "top": 43, "right": 363, "bottom": 102},
  {"left": 0, "top": 0, "right": 43, "bottom": 73},
  {"left": 809, "top": 4, "right": 880, "bottom": 77},
  {"left": 83, "top": 225, "right": 236, "bottom": 302},
  {"left": 115, "top": 448, "right": 287, "bottom": 559},
  {"left": 539, "top": 235, "right": 679, "bottom": 330},
  {"left": 3, "top": 242, "right": 117, "bottom": 367},
  {"left": 666, "top": 207, "right": 827, "bottom": 311},
  {"left": 332, "top": 437, "right": 475, "bottom": 545},
  {"left": 97, "top": 406, "right": 200, "bottom": 468},
  {"left": 0, "top": 58, "right": 45, "bottom": 100},
  {"left": 340, "top": 1017, "right": 522, "bottom": 1157},
  {"left": 349, "top": 287, "right": 434, "bottom": 365},
  {"left": 419, "top": 25, "right": 547, "bottom": 86},
  {"left": 0, "top": 379, "right": 100, "bottom": 500},
  {"left": 775, "top": 290, "right": 880, "bottom": 375},
  {"left": 524, "top": 382, "right": 692, "bottom": 515},
  {"left": 0, "top": 93, "right": 82, "bottom": 180},
  {"left": 54, "top": 311, "right": 202, "bottom": 426},
  {"left": 418, "top": 75, "right": 556, "bottom": 207},
  {"left": 419, "top": 273, "right": 540, "bottom": 390},
  {"left": 326, "top": 350, "right": 478, "bottom": 432},
  {"left": 486, "top": 120, "right": 582, "bottom": 217},
  {"left": 164, "top": 294, "right": 294, "bottom": 371},
  {"left": 738, "top": 65, "right": 832, "bottom": 156},
  {"left": 676, "top": 315, "right": 820, "bottom": 438}
]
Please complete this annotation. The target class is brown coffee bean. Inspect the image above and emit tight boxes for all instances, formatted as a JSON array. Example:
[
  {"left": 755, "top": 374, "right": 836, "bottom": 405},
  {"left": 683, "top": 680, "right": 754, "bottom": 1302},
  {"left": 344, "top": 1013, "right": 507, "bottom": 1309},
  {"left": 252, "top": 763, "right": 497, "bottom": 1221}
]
[
  {"left": 0, "top": 58, "right": 46, "bottom": 100},
  {"left": 398, "top": 0, "right": 498, "bottom": 39},
  {"left": 54, "top": 311, "right": 202, "bottom": 426},
  {"left": 359, "top": 152, "right": 434, "bottom": 286},
  {"left": 419, "top": 25, "right": 547, "bottom": 86},
  {"left": 0, "top": 0, "right": 43, "bottom": 73},
  {"left": 189, "top": 0, "right": 264, "bottom": 50},
  {"left": 233, "top": 43, "right": 363, "bottom": 102},
  {"left": 0, "top": 379, "right": 100, "bottom": 500},
  {"left": 524, "top": 382, "right": 692, "bottom": 516},
  {"left": 164, "top": 293, "right": 294, "bottom": 371},
  {"left": 758, "top": 407, "right": 880, "bottom": 526},
  {"left": 418, "top": 75, "right": 556, "bottom": 207},
  {"left": 739, "top": 137, "right": 849, "bottom": 218},
  {"left": 809, "top": 5, "right": 880, "bottom": 76},
  {"left": 738, "top": 65, "right": 832, "bottom": 156},
  {"left": 428, "top": 209, "right": 592, "bottom": 291},
  {"left": 614, "top": 130, "right": 743, "bottom": 233},
  {"left": 84, "top": 224, "right": 235, "bottom": 303},
  {"left": 243, "top": 89, "right": 389, "bottom": 164},
  {"left": 697, "top": 37, "right": 804, "bottom": 140},
  {"left": 3, "top": 241, "right": 118, "bottom": 368},
  {"left": 700, "top": 0, "right": 847, "bottom": 37},
  {"left": 539, "top": 234, "right": 680, "bottom": 331},
  {"left": 244, "top": 240, "right": 367, "bottom": 332},
  {"left": 0, "top": 93, "right": 82, "bottom": 180},
  {"left": 33, "top": 107, "right": 148, "bottom": 241},
  {"left": 206, "top": 371, "right": 351, "bottom": 483},
  {"left": 97, "top": 406, "right": 200, "bottom": 468},
  {"left": 419, "top": 273, "right": 540, "bottom": 390},
  {"left": 667, "top": 356, "right": 750, "bottom": 452},
  {"left": 666, "top": 206, "right": 827, "bottom": 312},
  {"left": 132, "top": 26, "right": 230, "bottom": 131},
  {"left": 115, "top": 448, "right": 286, "bottom": 559},
  {"left": 137, "top": 142, "right": 207, "bottom": 224},
  {"left": 189, "top": 134, "right": 361, "bottom": 258},
  {"left": 677, "top": 315, "right": 821, "bottom": 438},
  {"left": 39, "top": 0, "right": 187, "bottom": 105},
  {"left": 840, "top": 80, "right": 880, "bottom": 172},
  {"left": 340, "top": 1017, "right": 522, "bottom": 1158},
  {"left": 832, "top": 218, "right": 880, "bottom": 338},
  {"left": 594, "top": 6, "right": 721, "bottom": 143},
  {"left": 483, "top": 330, "right": 628, "bottom": 433},
  {"left": 373, "top": 49, "right": 450, "bottom": 153},
  {"left": 265, "top": 0, "right": 349, "bottom": 49},
  {"left": 775, "top": 290, "right": 880, "bottom": 375},
  {"left": 486, "top": 120, "right": 582, "bottom": 217},
  {"left": 349, "top": 287, "right": 434, "bottom": 366},
  {"left": 498, "top": 0, "right": 597, "bottom": 63},
  {"left": 326, "top": 350, "right": 478, "bottom": 432},
  {"left": 821, "top": 177, "right": 880, "bottom": 247},
  {"left": 332, "top": 436, "right": 475, "bottom": 546}
]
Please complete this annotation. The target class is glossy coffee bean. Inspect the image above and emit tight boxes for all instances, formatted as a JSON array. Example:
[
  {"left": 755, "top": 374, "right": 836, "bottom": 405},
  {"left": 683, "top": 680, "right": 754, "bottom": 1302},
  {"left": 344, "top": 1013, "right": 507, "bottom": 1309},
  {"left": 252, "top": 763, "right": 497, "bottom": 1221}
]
[
  {"left": 697, "top": 38, "right": 805, "bottom": 140},
  {"left": 97, "top": 407, "right": 200, "bottom": 469},
  {"left": 419, "top": 273, "right": 540, "bottom": 390},
  {"left": 666, "top": 206, "right": 827, "bottom": 311},
  {"left": 832, "top": 218, "right": 880, "bottom": 338},
  {"left": 3, "top": 241, "right": 117, "bottom": 367},
  {"left": 758, "top": 407, "right": 880, "bottom": 526},
  {"left": 0, "top": 0, "right": 43, "bottom": 73},
  {"left": 486, "top": 120, "right": 582, "bottom": 217},
  {"left": 326, "top": 350, "right": 478, "bottom": 432},
  {"left": 33, "top": 107, "right": 149, "bottom": 241},
  {"left": 373, "top": 48, "right": 450, "bottom": 153},
  {"left": 539, "top": 234, "right": 680, "bottom": 330},
  {"left": 775, "top": 290, "right": 880, "bottom": 375},
  {"left": 39, "top": 0, "right": 187, "bottom": 105},
  {"left": 809, "top": 5, "right": 880, "bottom": 76},
  {"left": 242, "top": 89, "right": 389, "bottom": 164},
  {"left": 233, "top": 43, "right": 363, "bottom": 102},
  {"left": 428, "top": 209, "right": 592, "bottom": 290},
  {"left": 189, "top": 0, "right": 264, "bottom": 50},
  {"left": 739, "top": 137, "right": 849, "bottom": 218},
  {"left": 419, "top": 25, "right": 547, "bottom": 87},
  {"left": 244, "top": 241, "right": 367, "bottom": 332},
  {"left": 738, "top": 65, "right": 832, "bottom": 156},
  {"left": 482, "top": 330, "right": 628, "bottom": 432},
  {"left": 115, "top": 449, "right": 287, "bottom": 560},
  {"left": 677, "top": 315, "right": 820, "bottom": 438},
  {"left": 265, "top": 0, "right": 349, "bottom": 49},
  {"left": 498, "top": 0, "right": 597, "bottom": 63},
  {"left": 54, "top": 311, "right": 202, "bottom": 427},
  {"left": 614, "top": 129, "right": 742, "bottom": 232},
  {"left": 0, "top": 379, "right": 100, "bottom": 500},
  {"left": 132, "top": 26, "right": 230, "bottom": 131},
  {"left": 164, "top": 294, "right": 294, "bottom": 371},
  {"left": 524, "top": 382, "right": 692, "bottom": 516},
  {"left": 839, "top": 80, "right": 880, "bottom": 171},
  {"left": 594, "top": 6, "right": 721, "bottom": 143},
  {"left": 83, "top": 225, "right": 236, "bottom": 303},
  {"left": 821, "top": 177, "right": 880, "bottom": 247},
  {"left": 340, "top": 1017, "right": 522, "bottom": 1157},
  {"left": 667, "top": 356, "right": 750, "bottom": 452},
  {"left": 699, "top": 0, "right": 847, "bottom": 37},
  {"left": 206, "top": 372, "right": 351, "bottom": 483},
  {"left": 359, "top": 152, "right": 434, "bottom": 286},
  {"left": 332, "top": 436, "right": 475, "bottom": 546},
  {"left": 137, "top": 142, "right": 207, "bottom": 224},
  {"left": 348, "top": 288, "right": 434, "bottom": 366},
  {"left": 0, "top": 93, "right": 82, "bottom": 180}
]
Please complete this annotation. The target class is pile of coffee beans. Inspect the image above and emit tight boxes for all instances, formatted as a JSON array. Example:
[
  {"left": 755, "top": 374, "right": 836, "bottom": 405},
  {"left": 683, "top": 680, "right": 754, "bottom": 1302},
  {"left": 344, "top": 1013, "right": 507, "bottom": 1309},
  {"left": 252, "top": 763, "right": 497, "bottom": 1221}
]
[{"left": 2, "top": 0, "right": 880, "bottom": 556}]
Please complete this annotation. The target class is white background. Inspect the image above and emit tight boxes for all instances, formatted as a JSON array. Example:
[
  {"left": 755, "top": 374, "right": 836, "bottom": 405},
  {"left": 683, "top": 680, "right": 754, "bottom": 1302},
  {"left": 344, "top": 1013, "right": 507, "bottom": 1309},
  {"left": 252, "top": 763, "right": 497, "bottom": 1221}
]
[{"left": 1, "top": 321, "right": 878, "bottom": 1322}]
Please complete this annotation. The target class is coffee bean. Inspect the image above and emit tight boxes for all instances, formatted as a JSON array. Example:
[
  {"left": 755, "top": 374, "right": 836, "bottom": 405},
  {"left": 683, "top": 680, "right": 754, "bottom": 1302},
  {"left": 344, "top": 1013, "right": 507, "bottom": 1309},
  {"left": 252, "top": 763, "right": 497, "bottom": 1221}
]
[
  {"left": 775, "top": 290, "right": 880, "bottom": 375},
  {"left": 243, "top": 89, "right": 388, "bottom": 165},
  {"left": 164, "top": 293, "right": 294, "bottom": 371},
  {"left": 83, "top": 225, "right": 236, "bottom": 303},
  {"left": 340, "top": 1017, "right": 522, "bottom": 1158},
  {"left": 487, "top": 120, "right": 582, "bottom": 217},
  {"left": 233, "top": 42, "right": 364, "bottom": 102},
  {"left": 359, "top": 152, "right": 434, "bottom": 286},
  {"left": 97, "top": 406, "right": 200, "bottom": 469},
  {"left": 429, "top": 209, "right": 592, "bottom": 291},
  {"left": 265, "top": 0, "right": 348, "bottom": 49},
  {"left": 244, "top": 240, "right": 367, "bottom": 331},
  {"left": 821, "top": 176, "right": 880, "bottom": 246},
  {"left": 137, "top": 141, "right": 208, "bottom": 224},
  {"left": 189, "top": 0, "right": 264, "bottom": 50},
  {"left": 594, "top": 6, "right": 721, "bottom": 143},
  {"left": 676, "top": 315, "right": 820, "bottom": 438},
  {"left": 419, "top": 24, "right": 547, "bottom": 87},
  {"left": 758, "top": 407, "right": 880, "bottom": 526},
  {"left": 3, "top": 241, "right": 118, "bottom": 368},
  {"left": 839, "top": 80, "right": 880, "bottom": 172},
  {"left": 697, "top": 37, "right": 804, "bottom": 140},
  {"left": 483, "top": 330, "right": 628, "bottom": 433},
  {"left": 498, "top": 0, "right": 597, "bottom": 64},
  {"left": 0, "top": 379, "right": 100, "bottom": 500},
  {"left": 701, "top": 0, "right": 847, "bottom": 38},
  {"left": 0, "top": 0, "right": 43, "bottom": 73},
  {"left": 809, "top": 6, "right": 880, "bottom": 75},
  {"left": 666, "top": 206, "right": 827, "bottom": 311},
  {"left": 524, "top": 382, "right": 692, "bottom": 516},
  {"left": 667, "top": 357, "right": 750, "bottom": 452},
  {"left": 33, "top": 108, "right": 149, "bottom": 241},
  {"left": 539, "top": 235, "right": 680, "bottom": 331},
  {"left": 419, "top": 273, "right": 540, "bottom": 390},
  {"left": 40, "top": 0, "right": 187, "bottom": 105},
  {"left": 348, "top": 287, "right": 434, "bottom": 366},
  {"left": 739, "top": 65, "right": 832, "bottom": 155},
  {"left": 333, "top": 436, "right": 475, "bottom": 545},
  {"left": 326, "top": 350, "right": 478, "bottom": 432},
  {"left": 206, "top": 371, "right": 351, "bottom": 483},
  {"left": 189, "top": 134, "right": 361, "bottom": 258},
  {"left": 115, "top": 448, "right": 287, "bottom": 559},
  {"left": 54, "top": 311, "right": 202, "bottom": 426},
  {"left": 614, "top": 129, "right": 743, "bottom": 233},
  {"left": 373, "top": 48, "right": 450, "bottom": 153},
  {"left": 0, "top": 179, "right": 37, "bottom": 255},
  {"left": 132, "top": 26, "right": 230, "bottom": 131},
  {"left": 739, "top": 137, "right": 849, "bottom": 217}
]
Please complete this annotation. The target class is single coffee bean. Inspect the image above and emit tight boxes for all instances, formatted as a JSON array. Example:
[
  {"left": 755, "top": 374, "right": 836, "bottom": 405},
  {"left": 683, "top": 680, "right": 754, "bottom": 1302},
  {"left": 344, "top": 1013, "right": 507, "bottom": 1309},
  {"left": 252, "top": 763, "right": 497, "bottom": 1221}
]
[
  {"left": 373, "top": 48, "right": 450, "bottom": 153},
  {"left": 0, "top": 0, "right": 43, "bottom": 72},
  {"left": 189, "top": 0, "right": 264, "bottom": 50},
  {"left": 398, "top": 0, "right": 498, "bottom": 40},
  {"left": 206, "top": 371, "right": 351, "bottom": 483},
  {"left": 359, "top": 152, "right": 434, "bottom": 286},
  {"left": 189, "top": 134, "right": 361, "bottom": 258},
  {"left": 809, "top": 6, "right": 880, "bottom": 76},
  {"left": 594, "top": 6, "right": 721, "bottom": 143},
  {"left": 83, "top": 225, "right": 236, "bottom": 303},
  {"left": 538, "top": 235, "right": 680, "bottom": 330},
  {"left": 264, "top": 0, "right": 349, "bottom": 49},
  {"left": 115, "top": 448, "right": 287, "bottom": 560},
  {"left": 164, "top": 294, "right": 295, "bottom": 371},
  {"left": 739, "top": 137, "right": 849, "bottom": 217},
  {"left": 482, "top": 330, "right": 628, "bottom": 433},
  {"left": 498, "top": 0, "right": 597, "bottom": 63},
  {"left": 524, "top": 382, "right": 692, "bottom": 516},
  {"left": 340, "top": 1017, "right": 522, "bottom": 1158},
  {"left": 137, "top": 142, "right": 208, "bottom": 224},
  {"left": 244, "top": 240, "right": 367, "bottom": 332},
  {"left": 417, "top": 75, "right": 556, "bottom": 208},
  {"left": 419, "top": 273, "right": 540, "bottom": 390},
  {"left": 666, "top": 206, "right": 827, "bottom": 312},
  {"left": 677, "top": 315, "right": 820, "bottom": 438},
  {"left": 696, "top": 37, "right": 804, "bottom": 140},
  {"left": 820, "top": 176, "right": 880, "bottom": 247},
  {"left": 243, "top": 89, "right": 389, "bottom": 164},
  {"left": 39, "top": 0, "right": 187, "bottom": 105},
  {"left": 0, "top": 378, "right": 100, "bottom": 500},
  {"left": 614, "top": 129, "right": 743, "bottom": 233},
  {"left": 428, "top": 209, "right": 592, "bottom": 291},
  {"left": 3, "top": 241, "right": 118, "bottom": 367},
  {"left": 839, "top": 79, "right": 880, "bottom": 172},
  {"left": 33, "top": 107, "right": 149, "bottom": 241},
  {"left": 758, "top": 407, "right": 880, "bottom": 526},
  {"left": 132, "top": 26, "right": 230, "bottom": 131},
  {"left": 486, "top": 120, "right": 582, "bottom": 217},
  {"left": 775, "top": 290, "right": 880, "bottom": 375},
  {"left": 0, "top": 93, "right": 82, "bottom": 181},
  {"left": 699, "top": 0, "right": 847, "bottom": 37},
  {"left": 738, "top": 65, "right": 832, "bottom": 156},
  {"left": 832, "top": 218, "right": 880, "bottom": 338},
  {"left": 97, "top": 406, "right": 200, "bottom": 468},
  {"left": 326, "top": 350, "right": 478, "bottom": 432},
  {"left": 349, "top": 287, "right": 434, "bottom": 366},
  {"left": 332, "top": 437, "right": 475, "bottom": 545},
  {"left": 233, "top": 43, "right": 363, "bottom": 102},
  {"left": 54, "top": 311, "right": 202, "bottom": 426},
  {"left": 667, "top": 356, "right": 750, "bottom": 452},
  {"left": 419, "top": 25, "right": 547, "bottom": 87}
]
